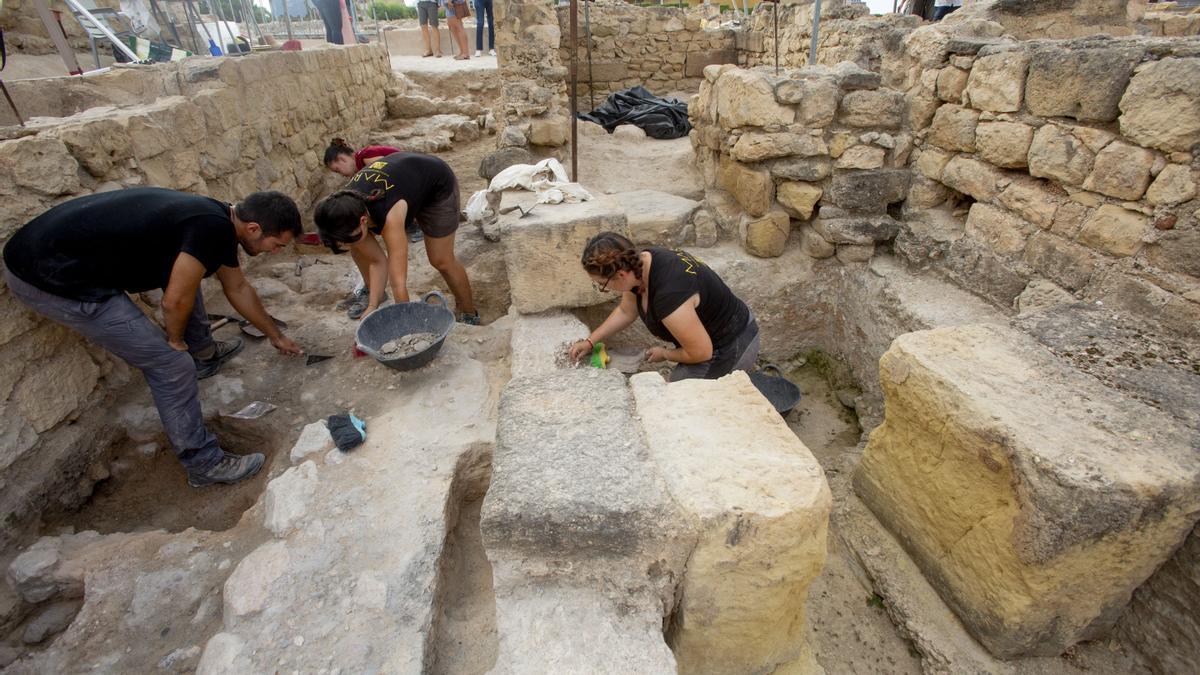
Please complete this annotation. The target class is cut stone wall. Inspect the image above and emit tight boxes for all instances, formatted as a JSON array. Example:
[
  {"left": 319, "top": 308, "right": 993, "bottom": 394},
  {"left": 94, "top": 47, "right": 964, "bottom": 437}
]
[
  {"left": 0, "top": 45, "right": 392, "bottom": 549},
  {"left": 555, "top": 1, "right": 736, "bottom": 101},
  {"left": 494, "top": 0, "right": 571, "bottom": 151},
  {"left": 741, "top": 2, "right": 921, "bottom": 74}
]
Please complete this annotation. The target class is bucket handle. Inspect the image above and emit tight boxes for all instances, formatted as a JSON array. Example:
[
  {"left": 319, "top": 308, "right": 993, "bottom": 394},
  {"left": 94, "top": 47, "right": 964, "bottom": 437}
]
[{"left": 421, "top": 290, "right": 449, "bottom": 308}]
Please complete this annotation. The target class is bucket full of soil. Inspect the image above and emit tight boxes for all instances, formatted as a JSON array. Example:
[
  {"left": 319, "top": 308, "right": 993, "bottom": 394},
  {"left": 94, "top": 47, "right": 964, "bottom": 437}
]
[
  {"left": 749, "top": 364, "right": 802, "bottom": 414},
  {"left": 355, "top": 291, "right": 455, "bottom": 371}
]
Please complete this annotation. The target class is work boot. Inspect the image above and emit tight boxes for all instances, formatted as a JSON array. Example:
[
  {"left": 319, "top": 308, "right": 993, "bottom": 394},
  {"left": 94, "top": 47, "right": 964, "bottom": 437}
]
[
  {"left": 194, "top": 339, "right": 244, "bottom": 380},
  {"left": 458, "top": 311, "right": 480, "bottom": 325},
  {"left": 187, "top": 451, "right": 265, "bottom": 488},
  {"left": 336, "top": 286, "right": 368, "bottom": 311}
]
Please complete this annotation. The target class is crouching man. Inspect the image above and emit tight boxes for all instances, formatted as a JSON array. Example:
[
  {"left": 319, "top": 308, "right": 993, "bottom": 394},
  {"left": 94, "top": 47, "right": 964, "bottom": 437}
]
[{"left": 2, "top": 187, "right": 305, "bottom": 488}]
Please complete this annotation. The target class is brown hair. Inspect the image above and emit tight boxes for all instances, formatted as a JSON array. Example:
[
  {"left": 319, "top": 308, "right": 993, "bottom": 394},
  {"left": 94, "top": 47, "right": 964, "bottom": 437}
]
[
  {"left": 323, "top": 138, "right": 354, "bottom": 166},
  {"left": 581, "top": 231, "right": 640, "bottom": 278},
  {"left": 313, "top": 188, "right": 384, "bottom": 254}
]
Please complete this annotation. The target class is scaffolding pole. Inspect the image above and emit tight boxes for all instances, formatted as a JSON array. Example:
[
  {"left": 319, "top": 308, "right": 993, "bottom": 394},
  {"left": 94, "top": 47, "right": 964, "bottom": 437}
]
[{"left": 569, "top": 0, "right": 579, "bottom": 182}]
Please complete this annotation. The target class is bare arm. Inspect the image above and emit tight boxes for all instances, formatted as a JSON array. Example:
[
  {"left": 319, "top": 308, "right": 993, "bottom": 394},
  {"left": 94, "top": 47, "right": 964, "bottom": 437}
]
[
  {"left": 652, "top": 294, "right": 713, "bottom": 364},
  {"left": 351, "top": 237, "right": 389, "bottom": 314},
  {"left": 161, "top": 253, "right": 207, "bottom": 351},
  {"left": 216, "top": 265, "right": 303, "bottom": 355},
  {"left": 379, "top": 200, "right": 411, "bottom": 303},
  {"left": 568, "top": 291, "right": 640, "bottom": 361}
]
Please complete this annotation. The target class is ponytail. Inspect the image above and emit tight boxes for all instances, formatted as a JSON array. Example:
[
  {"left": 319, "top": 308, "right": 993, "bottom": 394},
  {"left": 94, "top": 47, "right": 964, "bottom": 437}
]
[
  {"left": 581, "top": 231, "right": 640, "bottom": 278},
  {"left": 313, "top": 189, "right": 384, "bottom": 254},
  {"left": 323, "top": 138, "right": 355, "bottom": 167}
]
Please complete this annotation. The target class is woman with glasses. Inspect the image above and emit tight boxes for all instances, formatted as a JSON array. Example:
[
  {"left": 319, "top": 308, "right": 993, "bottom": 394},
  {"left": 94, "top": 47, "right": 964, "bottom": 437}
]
[{"left": 567, "top": 232, "right": 760, "bottom": 381}]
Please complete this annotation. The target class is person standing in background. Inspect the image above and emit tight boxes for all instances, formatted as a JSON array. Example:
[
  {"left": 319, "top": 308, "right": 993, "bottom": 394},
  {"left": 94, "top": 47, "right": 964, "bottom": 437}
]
[
  {"left": 473, "top": 0, "right": 494, "bottom": 58},
  {"left": 314, "top": 0, "right": 344, "bottom": 44},
  {"left": 446, "top": 0, "right": 471, "bottom": 60},
  {"left": 417, "top": 0, "right": 443, "bottom": 57},
  {"left": 933, "top": 0, "right": 963, "bottom": 21}
]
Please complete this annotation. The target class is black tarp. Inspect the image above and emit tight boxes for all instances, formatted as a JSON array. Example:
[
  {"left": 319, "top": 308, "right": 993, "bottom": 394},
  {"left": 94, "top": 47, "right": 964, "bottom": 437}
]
[{"left": 577, "top": 86, "right": 692, "bottom": 140}]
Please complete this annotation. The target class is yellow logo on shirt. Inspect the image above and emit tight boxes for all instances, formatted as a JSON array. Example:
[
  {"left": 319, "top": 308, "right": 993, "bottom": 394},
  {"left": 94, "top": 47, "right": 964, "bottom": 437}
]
[
  {"left": 368, "top": 160, "right": 388, "bottom": 170},
  {"left": 674, "top": 250, "right": 705, "bottom": 275},
  {"left": 351, "top": 169, "right": 393, "bottom": 192}
]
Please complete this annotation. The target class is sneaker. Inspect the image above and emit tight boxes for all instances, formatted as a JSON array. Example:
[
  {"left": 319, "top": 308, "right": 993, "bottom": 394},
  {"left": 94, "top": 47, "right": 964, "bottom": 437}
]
[
  {"left": 187, "top": 451, "right": 265, "bottom": 488},
  {"left": 488, "top": 49, "right": 496, "bottom": 56},
  {"left": 348, "top": 291, "right": 386, "bottom": 320},
  {"left": 474, "top": 50, "right": 482, "bottom": 57},
  {"left": 458, "top": 311, "right": 480, "bottom": 325},
  {"left": 336, "top": 286, "right": 369, "bottom": 311},
  {"left": 194, "top": 339, "right": 244, "bottom": 379},
  {"left": 408, "top": 229, "right": 424, "bottom": 243}
]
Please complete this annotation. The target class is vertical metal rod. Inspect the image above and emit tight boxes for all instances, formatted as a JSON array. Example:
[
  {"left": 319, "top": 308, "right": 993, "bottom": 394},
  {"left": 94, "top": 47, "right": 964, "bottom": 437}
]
[
  {"left": 773, "top": 0, "right": 778, "bottom": 75},
  {"left": 809, "top": 0, "right": 822, "bottom": 65},
  {"left": 1, "top": 79, "right": 25, "bottom": 126},
  {"left": 584, "top": 0, "right": 594, "bottom": 111},
  {"left": 569, "top": 0, "right": 579, "bottom": 182},
  {"left": 283, "top": 0, "right": 295, "bottom": 41}
]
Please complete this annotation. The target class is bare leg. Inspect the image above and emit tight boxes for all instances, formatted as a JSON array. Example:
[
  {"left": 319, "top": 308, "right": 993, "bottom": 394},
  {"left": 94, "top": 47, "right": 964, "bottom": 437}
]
[
  {"left": 424, "top": 232, "right": 475, "bottom": 314},
  {"left": 448, "top": 17, "right": 469, "bottom": 59},
  {"left": 420, "top": 24, "right": 432, "bottom": 55}
]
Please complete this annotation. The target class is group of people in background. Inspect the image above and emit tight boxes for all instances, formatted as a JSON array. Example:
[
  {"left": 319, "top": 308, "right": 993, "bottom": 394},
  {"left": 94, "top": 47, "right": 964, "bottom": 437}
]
[{"left": 416, "top": 0, "right": 494, "bottom": 59}]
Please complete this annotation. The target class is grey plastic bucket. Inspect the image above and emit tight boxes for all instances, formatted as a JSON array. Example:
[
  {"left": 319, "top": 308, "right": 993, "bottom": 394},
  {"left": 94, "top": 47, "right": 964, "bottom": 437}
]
[
  {"left": 748, "top": 364, "right": 802, "bottom": 414},
  {"left": 354, "top": 291, "right": 455, "bottom": 371}
]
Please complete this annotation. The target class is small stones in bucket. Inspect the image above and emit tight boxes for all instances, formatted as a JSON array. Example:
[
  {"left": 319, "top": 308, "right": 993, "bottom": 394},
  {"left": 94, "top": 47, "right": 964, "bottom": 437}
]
[{"left": 379, "top": 332, "right": 439, "bottom": 358}]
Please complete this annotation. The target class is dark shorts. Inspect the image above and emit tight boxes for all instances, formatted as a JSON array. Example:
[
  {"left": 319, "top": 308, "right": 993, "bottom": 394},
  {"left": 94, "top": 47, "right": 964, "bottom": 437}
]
[
  {"left": 415, "top": 183, "right": 461, "bottom": 238},
  {"left": 669, "top": 312, "right": 760, "bottom": 382},
  {"left": 417, "top": 1, "right": 438, "bottom": 26}
]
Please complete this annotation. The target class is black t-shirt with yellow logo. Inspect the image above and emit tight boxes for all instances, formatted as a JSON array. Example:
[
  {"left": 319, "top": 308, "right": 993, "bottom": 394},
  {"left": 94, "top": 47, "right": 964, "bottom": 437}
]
[
  {"left": 636, "top": 246, "right": 750, "bottom": 349},
  {"left": 346, "top": 152, "right": 455, "bottom": 232},
  {"left": 3, "top": 187, "right": 238, "bottom": 302}
]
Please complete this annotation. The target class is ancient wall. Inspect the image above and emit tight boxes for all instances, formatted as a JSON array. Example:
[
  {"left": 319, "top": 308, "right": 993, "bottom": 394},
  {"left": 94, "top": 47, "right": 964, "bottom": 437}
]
[
  {"left": 554, "top": 1, "right": 736, "bottom": 101},
  {"left": 896, "top": 31, "right": 1200, "bottom": 336},
  {"left": 0, "top": 45, "right": 392, "bottom": 548},
  {"left": 689, "top": 62, "right": 912, "bottom": 263},
  {"left": 0, "top": 0, "right": 120, "bottom": 53},
  {"left": 741, "top": 2, "right": 921, "bottom": 74}
]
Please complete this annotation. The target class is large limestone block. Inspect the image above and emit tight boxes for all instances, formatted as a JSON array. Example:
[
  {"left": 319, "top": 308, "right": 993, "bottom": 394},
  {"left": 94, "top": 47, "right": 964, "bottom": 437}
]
[
  {"left": 738, "top": 207, "right": 791, "bottom": 259},
  {"left": 714, "top": 68, "right": 794, "bottom": 130},
  {"left": 730, "top": 130, "right": 827, "bottom": 163},
  {"left": 964, "top": 202, "right": 1033, "bottom": 256},
  {"left": 1083, "top": 140, "right": 1156, "bottom": 201},
  {"left": 1025, "top": 45, "right": 1142, "bottom": 122},
  {"left": 775, "top": 76, "right": 839, "bottom": 127},
  {"left": 621, "top": 190, "right": 700, "bottom": 245},
  {"left": 965, "top": 49, "right": 1029, "bottom": 112},
  {"left": 1028, "top": 124, "right": 1094, "bottom": 187},
  {"left": 717, "top": 156, "right": 774, "bottom": 217},
  {"left": 826, "top": 169, "right": 909, "bottom": 213},
  {"left": 941, "top": 155, "right": 1005, "bottom": 202},
  {"left": 509, "top": 311, "right": 588, "bottom": 379},
  {"left": 0, "top": 136, "right": 81, "bottom": 197},
  {"left": 976, "top": 121, "right": 1033, "bottom": 169},
  {"left": 1145, "top": 164, "right": 1197, "bottom": 206},
  {"left": 1118, "top": 58, "right": 1200, "bottom": 153},
  {"left": 855, "top": 324, "right": 1200, "bottom": 657},
  {"left": 1077, "top": 204, "right": 1148, "bottom": 257},
  {"left": 499, "top": 197, "right": 628, "bottom": 314},
  {"left": 776, "top": 181, "right": 823, "bottom": 220},
  {"left": 838, "top": 89, "right": 905, "bottom": 129},
  {"left": 631, "top": 372, "right": 830, "bottom": 675},
  {"left": 928, "top": 104, "right": 980, "bottom": 152}
]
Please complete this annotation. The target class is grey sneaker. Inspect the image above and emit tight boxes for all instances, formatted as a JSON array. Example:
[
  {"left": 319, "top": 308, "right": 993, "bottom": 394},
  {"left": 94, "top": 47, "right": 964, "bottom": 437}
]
[
  {"left": 336, "top": 287, "right": 368, "bottom": 311},
  {"left": 458, "top": 311, "right": 480, "bottom": 325},
  {"left": 187, "top": 451, "right": 265, "bottom": 488},
  {"left": 407, "top": 228, "right": 424, "bottom": 243},
  {"left": 194, "top": 339, "right": 244, "bottom": 380},
  {"left": 347, "top": 291, "right": 386, "bottom": 320}
]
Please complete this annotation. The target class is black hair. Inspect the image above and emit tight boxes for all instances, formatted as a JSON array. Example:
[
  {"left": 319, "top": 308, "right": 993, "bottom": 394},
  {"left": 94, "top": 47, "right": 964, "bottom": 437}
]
[
  {"left": 313, "top": 189, "right": 382, "bottom": 254},
  {"left": 235, "top": 191, "right": 303, "bottom": 238},
  {"left": 323, "top": 138, "right": 354, "bottom": 166},
  {"left": 581, "top": 231, "right": 639, "bottom": 278}
]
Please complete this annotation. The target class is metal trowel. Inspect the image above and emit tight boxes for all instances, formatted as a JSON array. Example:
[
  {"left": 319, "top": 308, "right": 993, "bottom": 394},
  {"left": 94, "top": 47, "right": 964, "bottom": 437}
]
[{"left": 499, "top": 203, "right": 538, "bottom": 218}]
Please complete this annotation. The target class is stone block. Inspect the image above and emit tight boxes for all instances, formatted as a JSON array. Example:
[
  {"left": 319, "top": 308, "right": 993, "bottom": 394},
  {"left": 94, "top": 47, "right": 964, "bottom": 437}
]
[
  {"left": 776, "top": 182, "right": 823, "bottom": 220},
  {"left": 976, "top": 121, "right": 1033, "bottom": 169},
  {"left": 1026, "top": 46, "right": 1142, "bottom": 122},
  {"left": 739, "top": 207, "right": 791, "bottom": 258},
  {"left": 1081, "top": 141, "right": 1155, "bottom": 201},
  {"left": 964, "top": 203, "right": 1033, "bottom": 257},
  {"left": 1119, "top": 58, "right": 1200, "bottom": 153},
  {"left": 855, "top": 324, "right": 1200, "bottom": 657},
  {"left": 1077, "top": 204, "right": 1148, "bottom": 257},
  {"left": 729, "top": 130, "right": 827, "bottom": 163},
  {"left": 826, "top": 169, "right": 909, "bottom": 213},
  {"left": 718, "top": 156, "right": 774, "bottom": 217},
  {"left": 630, "top": 372, "right": 830, "bottom": 675},
  {"left": 1028, "top": 124, "right": 1094, "bottom": 188},
  {"left": 775, "top": 77, "right": 839, "bottom": 127},
  {"left": 941, "top": 156, "right": 1005, "bottom": 202},
  {"left": 529, "top": 115, "right": 569, "bottom": 146},
  {"left": 223, "top": 541, "right": 289, "bottom": 621},
  {"left": 764, "top": 156, "right": 832, "bottom": 182},
  {"left": 928, "top": 104, "right": 980, "bottom": 153},
  {"left": 835, "top": 244, "right": 875, "bottom": 264},
  {"left": 0, "top": 136, "right": 81, "bottom": 197},
  {"left": 289, "top": 421, "right": 332, "bottom": 463},
  {"left": 996, "top": 176, "right": 1062, "bottom": 229},
  {"left": 965, "top": 50, "right": 1030, "bottom": 113},
  {"left": 11, "top": 342, "right": 99, "bottom": 433},
  {"left": 838, "top": 89, "right": 905, "bottom": 129},
  {"left": 914, "top": 147, "right": 953, "bottom": 181},
  {"left": 936, "top": 67, "right": 969, "bottom": 103},
  {"left": 834, "top": 145, "right": 886, "bottom": 170},
  {"left": 799, "top": 225, "right": 835, "bottom": 259},
  {"left": 500, "top": 197, "right": 628, "bottom": 314},
  {"left": 622, "top": 190, "right": 701, "bottom": 245},
  {"left": 1145, "top": 165, "right": 1197, "bottom": 207},
  {"left": 263, "top": 461, "right": 318, "bottom": 536},
  {"left": 51, "top": 116, "right": 132, "bottom": 179},
  {"left": 813, "top": 214, "right": 900, "bottom": 246},
  {"left": 834, "top": 62, "right": 882, "bottom": 91},
  {"left": 685, "top": 50, "right": 737, "bottom": 79},
  {"left": 715, "top": 68, "right": 794, "bottom": 130},
  {"left": 1023, "top": 232, "right": 1095, "bottom": 291},
  {"left": 510, "top": 312, "right": 588, "bottom": 379}
]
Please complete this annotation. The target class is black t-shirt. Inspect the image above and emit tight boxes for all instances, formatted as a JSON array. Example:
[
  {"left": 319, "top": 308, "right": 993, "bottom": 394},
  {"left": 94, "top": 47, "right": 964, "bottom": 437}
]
[
  {"left": 346, "top": 152, "right": 456, "bottom": 232},
  {"left": 636, "top": 247, "right": 750, "bottom": 350},
  {"left": 3, "top": 187, "right": 239, "bottom": 302}
]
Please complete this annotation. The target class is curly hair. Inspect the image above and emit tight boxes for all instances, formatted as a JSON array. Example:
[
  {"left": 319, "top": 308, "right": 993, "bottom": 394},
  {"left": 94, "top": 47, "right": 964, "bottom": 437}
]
[
  {"left": 323, "top": 138, "right": 355, "bottom": 167},
  {"left": 313, "top": 189, "right": 383, "bottom": 254},
  {"left": 581, "top": 231, "right": 640, "bottom": 278}
]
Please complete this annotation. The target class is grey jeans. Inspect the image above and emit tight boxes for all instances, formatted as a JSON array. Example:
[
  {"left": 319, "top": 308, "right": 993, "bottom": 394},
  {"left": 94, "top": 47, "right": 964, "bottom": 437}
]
[
  {"left": 5, "top": 270, "right": 224, "bottom": 473},
  {"left": 669, "top": 312, "right": 761, "bottom": 382}
]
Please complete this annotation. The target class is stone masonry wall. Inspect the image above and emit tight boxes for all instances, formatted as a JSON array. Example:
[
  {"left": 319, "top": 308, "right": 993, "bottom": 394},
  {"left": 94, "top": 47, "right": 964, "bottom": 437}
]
[
  {"left": 493, "top": 0, "right": 571, "bottom": 150},
  {"left": 897, "top": 31, "right": 1200, "bottom": 336},
  {"left": 555, "top": 1, "right": 736, "bottom": 102},
  {"left": 741, "top": 2, "right": 921, "bottom": 75},
  {"left": 689, "top": 62, "right": 912, "bottom": 263},
  {"left": 0, "top": 45, "right": 392, "bottom": 547}
]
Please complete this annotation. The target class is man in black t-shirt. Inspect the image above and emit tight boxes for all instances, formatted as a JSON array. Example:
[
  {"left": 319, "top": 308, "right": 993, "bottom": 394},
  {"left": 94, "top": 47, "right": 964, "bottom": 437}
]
[{"left": 3, "top": 188, "right": 305, "bottom": 488}]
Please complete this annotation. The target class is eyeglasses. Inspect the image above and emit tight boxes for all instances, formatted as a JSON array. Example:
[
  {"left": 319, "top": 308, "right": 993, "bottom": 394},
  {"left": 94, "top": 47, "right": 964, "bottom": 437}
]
[{"left": 593, "top": 273, "right": 614, "bottom": 293}]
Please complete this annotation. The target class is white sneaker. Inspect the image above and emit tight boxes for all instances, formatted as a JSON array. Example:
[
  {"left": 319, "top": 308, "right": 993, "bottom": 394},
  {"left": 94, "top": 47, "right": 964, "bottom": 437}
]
[
  {"left": 488, "top": 49, "right": 496, "bottom": 56},
  {"left": 474, "top": 50, "right": 482, "bottom": 57}
]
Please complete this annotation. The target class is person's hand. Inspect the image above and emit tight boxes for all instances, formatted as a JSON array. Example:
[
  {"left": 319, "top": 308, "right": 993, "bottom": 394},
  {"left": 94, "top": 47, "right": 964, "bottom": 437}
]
[
  {"left": 644, "top": 346, "right": 671, "bottom": 363},
  {"left": 568, "top": 339, "right": 593, "bottom": 362},
  {"left": 271, "top": 334, "right": 304, "bottom": 356},
  {"left": 168, "top": 339, "right": 188, "bottom": 352}
]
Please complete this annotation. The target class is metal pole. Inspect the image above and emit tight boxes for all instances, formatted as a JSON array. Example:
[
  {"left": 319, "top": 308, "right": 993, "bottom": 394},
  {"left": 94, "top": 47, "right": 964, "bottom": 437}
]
[
  {"left": 1, "top": 79, "right": 25, "bottom": 126},
  {"left": 773, "top": 0, "right": 778, "bottom": 75},
  {"left": 809, "top": 0, "right": 821, "bottom": 66},
  {"left": 61, "top": 0, "right": 140, "bottom": 61},
  {"left": 584, "top": 0, "right": 594, "bottom": 110},
  {"left": 283, "top": 0, "right": 295, "bottom": 41},
  {"left": 569, "top": 0, "right": 579, "bottom": 183}
]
